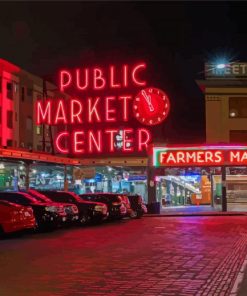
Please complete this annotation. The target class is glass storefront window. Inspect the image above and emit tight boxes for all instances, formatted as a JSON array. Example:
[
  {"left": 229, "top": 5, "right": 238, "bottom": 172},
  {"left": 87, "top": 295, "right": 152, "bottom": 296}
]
[
  {"left": 155, "top": 167, "right": 222, "bottom": 211},
  {"left": 71, "top": 166, "right": 148, "bottom": 203}
]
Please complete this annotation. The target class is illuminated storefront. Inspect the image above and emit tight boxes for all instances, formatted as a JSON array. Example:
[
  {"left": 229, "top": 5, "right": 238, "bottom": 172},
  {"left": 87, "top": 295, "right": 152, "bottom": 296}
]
[{"left": 150, "top": 145, "right": 247, "bottom": 211}]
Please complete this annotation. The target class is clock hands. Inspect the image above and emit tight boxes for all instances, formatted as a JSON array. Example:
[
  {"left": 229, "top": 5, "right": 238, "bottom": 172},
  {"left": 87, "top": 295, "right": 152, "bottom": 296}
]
[{"left": 141, "top": 90, "right": 155, "bottom": 112}]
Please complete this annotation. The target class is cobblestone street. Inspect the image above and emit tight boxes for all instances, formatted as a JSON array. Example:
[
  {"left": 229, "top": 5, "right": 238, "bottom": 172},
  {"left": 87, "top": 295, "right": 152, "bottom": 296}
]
[{"left": 1, "top": 216, "right": 247, "bottom": 296}]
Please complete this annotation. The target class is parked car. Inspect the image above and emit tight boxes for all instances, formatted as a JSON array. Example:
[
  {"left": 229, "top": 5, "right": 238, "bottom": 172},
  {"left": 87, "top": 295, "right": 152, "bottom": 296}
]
[
  {"left": 0, "top": 192, "right": 67, "bottom": 231},
  {"left": 0, "top": 200, "right": 36, "bottom": 236},
  {"left": 38, "top": 191, "right": 108, "bottom": 224},
  {"left": 27, "top": 189, "right": 79, "bottom": 224},
  {"left": 79, "top": 193, "right": 127, "bottom": 220},
  {"left": 127, "top": 194, "right": 147, "bottom": 218},
  {"left": 118, "top": 194, "right": 135, "bottom": 217}
]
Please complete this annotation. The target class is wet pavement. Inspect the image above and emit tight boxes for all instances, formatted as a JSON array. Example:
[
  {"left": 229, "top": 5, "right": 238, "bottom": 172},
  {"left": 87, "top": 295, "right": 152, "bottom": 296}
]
[{"left": 1, "top": 216, "right": 247, "bottom": 296}]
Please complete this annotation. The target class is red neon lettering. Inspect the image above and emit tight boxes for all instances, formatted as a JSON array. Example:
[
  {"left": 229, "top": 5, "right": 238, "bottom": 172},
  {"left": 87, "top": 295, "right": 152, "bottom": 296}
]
[
  {"left": 138, "top": 128, "right": 151, "bottom": 151},
  {"left": 71, "top": 99, "right": 83, "bottom": 124},
  {"left": 119, "top": 95, "right": 132, "bottom": 121},
  {"left": 215, "top": 151, "right": 223, "bottom": 163},
  {"left": 93, "top": 68, "right": 106, "bottom": 89},
  {"left": 105, "top": 97, "right": 116, "bottom": 122},
  {"left": 76, "top": 69, "right": 89, "bottom": 90},
  {"left": 73, "top": 131, "right": 85, "bottom": 154},
  {"left": 160, "top": 152, "right": 167, "bottom": 164},
  {"left": 60, "top": 70, "right": 72, "bottom": 92},
  {"left": 122, "top": 129, "right": 134, "bottom": 152},
  {"left": 230, "top": 151, "right": 240, "bottom": 163},
  {"left": 110, "top": 66, "right": 121, "bottom": 88},
  {"left": 123, "top": 65, "right": 128, "bottom": 87},
  {"left": 132, "top": 63, "right": 147, "bottom": 86},
  {"left": 55, "top": 100, "right": 67, "bottom": 124},
  {"left": 36, "top": 100, "right": 51, "bottom": 125},
  {"left": 88, "top": 97, "right": 101, "bottom": 122},
  {"left": 55, "top": 132, "right": 69, "bottom": 154},
  {"left": 205, "top": 151, "right": 214, "bottom": 163},
  {"left": 176, "top": 152, "right": 186, "bottom": 163},
  {"left": 88, "top": 130, "right": 102, "bottom": 153},
  {"left": 197, "top": 151, "right": 204, "bottom": 163},
  {"left": 105, "top": 129, "right": 118, "bottom": 152},
  {"left": 166, "top": 153, "right": 176, "bottom": 164}
]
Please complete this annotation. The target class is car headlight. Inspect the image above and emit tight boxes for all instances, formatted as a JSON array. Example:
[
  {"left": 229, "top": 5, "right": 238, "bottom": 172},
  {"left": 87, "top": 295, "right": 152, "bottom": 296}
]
[
  {"left": 45, "top": 206, "right": 60, "bottom": 213},
  {"left": 94, "top": 205, "right": 106, "bottom": 212}
]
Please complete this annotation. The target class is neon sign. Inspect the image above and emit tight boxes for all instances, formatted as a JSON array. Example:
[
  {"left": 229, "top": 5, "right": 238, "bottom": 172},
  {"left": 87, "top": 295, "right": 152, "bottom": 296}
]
[
  {"left": 153, "top": 145, "right": 247, "bottom": 167},
  {"left": 35, "top": 62, "right": 170, "bottom": 155}
]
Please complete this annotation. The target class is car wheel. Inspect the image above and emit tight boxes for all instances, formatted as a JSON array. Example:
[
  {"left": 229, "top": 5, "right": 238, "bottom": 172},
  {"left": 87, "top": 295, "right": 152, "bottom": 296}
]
[
  {"left": 130, "top": 211, "right": 138, "bottom": 219},
  {"left": 79, "top": 215, "right": 88, "bottom": 225}
]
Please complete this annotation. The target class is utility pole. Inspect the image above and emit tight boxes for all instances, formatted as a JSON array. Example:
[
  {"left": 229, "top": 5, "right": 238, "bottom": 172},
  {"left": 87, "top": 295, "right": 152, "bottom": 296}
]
[{"left": 41, "top": 79, "right": 55, "bottom": 154}]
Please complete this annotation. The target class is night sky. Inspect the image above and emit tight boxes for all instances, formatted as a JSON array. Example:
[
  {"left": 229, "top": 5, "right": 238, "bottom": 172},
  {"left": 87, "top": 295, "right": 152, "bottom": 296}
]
[{"left": 0, "top": 2, "right": 246, "bottom": 145}]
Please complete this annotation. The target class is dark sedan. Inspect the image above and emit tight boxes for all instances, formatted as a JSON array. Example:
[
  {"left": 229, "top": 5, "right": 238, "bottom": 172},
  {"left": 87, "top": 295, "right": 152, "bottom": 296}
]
[
  {"left": 127, "top": 194, "right": 147, "bottom": 218},
  {"left": 27, "top": 189, "right": 79, "bottom": 224},
  {"left": 79, "top": 193, "right": 127, "bottom": 220},
  {"left": 38, "top": 191, "right": 108, "bottom": 225}
]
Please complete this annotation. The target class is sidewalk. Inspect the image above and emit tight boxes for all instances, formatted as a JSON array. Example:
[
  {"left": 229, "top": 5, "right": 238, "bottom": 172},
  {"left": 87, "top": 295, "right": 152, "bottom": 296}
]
[{"left": 145, "top": 205, "right": 247, "bottom": 217}]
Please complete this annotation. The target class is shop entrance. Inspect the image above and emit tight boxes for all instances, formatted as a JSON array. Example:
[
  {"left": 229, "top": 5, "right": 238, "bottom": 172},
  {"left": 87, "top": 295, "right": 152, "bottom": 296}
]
[{"left": 155, "top": 167, "right": 222, "bottom": 212}]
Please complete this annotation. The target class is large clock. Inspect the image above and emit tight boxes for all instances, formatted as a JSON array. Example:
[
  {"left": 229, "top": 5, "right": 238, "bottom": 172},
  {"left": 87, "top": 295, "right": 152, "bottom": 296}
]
[{"left": 133, "top": 87, "right": 170, "bottom": 126}]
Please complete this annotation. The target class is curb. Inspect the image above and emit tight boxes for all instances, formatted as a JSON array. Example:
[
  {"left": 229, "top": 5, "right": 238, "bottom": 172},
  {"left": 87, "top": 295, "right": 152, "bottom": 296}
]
[{"left": 144, "top": 212, "right": 247, "bottom": 217}]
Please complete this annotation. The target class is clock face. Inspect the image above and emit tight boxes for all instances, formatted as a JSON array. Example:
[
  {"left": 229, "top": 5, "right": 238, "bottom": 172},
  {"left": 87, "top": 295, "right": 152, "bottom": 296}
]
[{"left": 133, "top": 87, "right": 170, "bottom": 126}]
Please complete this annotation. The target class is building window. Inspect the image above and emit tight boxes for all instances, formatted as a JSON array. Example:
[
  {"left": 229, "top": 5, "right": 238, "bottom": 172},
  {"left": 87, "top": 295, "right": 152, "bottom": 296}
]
[
  {"left": 6, "top": 82, "right": 13, "bottom": 100},
  {"left": 229, "top": 97, "right": 247, "bottom": 118},
  {"left": 230, "top": 130, "right": 247, "bottom": 143},
  {"left": 7, "top": 111, "right": 13, "bottom": 128},
  {"left": 37, "top": 145, "right": 42, "bottom": 151},
  {"left": 36, "top": 125, "right": 42, "bottom": 135},
  {"left": 7, "top": 139, "right": 13, "bottom": 147},
  {"left": 26, "top": 117, "right": 33, "bottom": 131},
  {"left": 21, "top": 87, "right": 25, "bottom": 102}
]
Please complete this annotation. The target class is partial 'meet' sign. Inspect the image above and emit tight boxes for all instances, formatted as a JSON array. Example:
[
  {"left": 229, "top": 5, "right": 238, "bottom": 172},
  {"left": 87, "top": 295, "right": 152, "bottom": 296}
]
[
  {"left": 205, "top": 63, "right": 247, "bottom": 79},
  {"left": 153, "top": 146, "right": 247, "bottom": 167},
  {"left": 35, "top": 63, "right": 170, "bottom": 155}
]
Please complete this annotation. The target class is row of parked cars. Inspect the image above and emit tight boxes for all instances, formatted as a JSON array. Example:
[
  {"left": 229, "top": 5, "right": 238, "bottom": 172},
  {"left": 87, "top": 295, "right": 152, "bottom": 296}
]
[{"left": 0, "top": 190, "right": 147, "bottom": 236}]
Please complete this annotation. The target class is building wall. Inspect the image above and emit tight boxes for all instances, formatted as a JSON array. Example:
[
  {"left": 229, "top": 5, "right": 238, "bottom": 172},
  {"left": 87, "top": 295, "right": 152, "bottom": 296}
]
[
  {"left": 205, "top": 86, "right": 247, "bottom": 143},
  {"left": 0, "top": 58, "right": 69, "bottom": 153}
]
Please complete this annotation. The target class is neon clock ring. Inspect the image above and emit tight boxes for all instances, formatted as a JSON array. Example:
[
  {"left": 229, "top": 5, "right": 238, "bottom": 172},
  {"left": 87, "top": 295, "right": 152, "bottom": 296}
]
[{"left": 133, "top": 87, "right": 170, "bottom": 126}]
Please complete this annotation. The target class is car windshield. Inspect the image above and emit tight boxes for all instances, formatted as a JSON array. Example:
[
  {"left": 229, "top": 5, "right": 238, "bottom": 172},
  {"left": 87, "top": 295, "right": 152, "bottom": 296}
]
[
  {"left": 39, "top": 191, "right": 81, "bottom": 203},
  {"left": 28, "top": 190, "right": 52, "bottom": 203},
  {"left": 80, "top": 194, "right": 120, "bottom": 203}
]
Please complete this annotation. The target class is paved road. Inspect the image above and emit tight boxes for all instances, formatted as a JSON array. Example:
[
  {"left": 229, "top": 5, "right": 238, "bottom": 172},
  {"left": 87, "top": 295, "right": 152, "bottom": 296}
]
[{"left": 1, "top": 216, "right": 247, "bottom": 296}]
